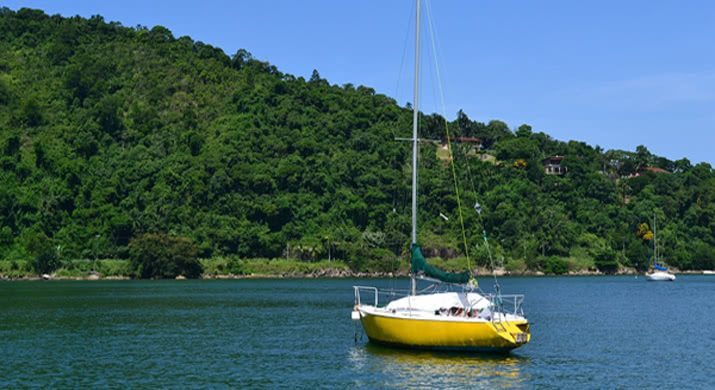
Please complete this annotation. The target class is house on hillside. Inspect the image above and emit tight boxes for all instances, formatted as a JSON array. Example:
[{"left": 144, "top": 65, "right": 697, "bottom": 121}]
[
  {"left": 626, "top": 166, "right": 671, "bottom": 178},
  {"left": 543, "top": 155, "right": 566, "bottom": 175},
  {"left": 641, "top": 166, "right": 669, "bottom": 174},
  {"left": 452, "top": 136, "right": 483, "bottom": 150},
  {"left": 440, "top": 137, "right": 482, "bottom": 153},
  {"left": 437, "top": 137, "right": 483, "bottom": 161}
]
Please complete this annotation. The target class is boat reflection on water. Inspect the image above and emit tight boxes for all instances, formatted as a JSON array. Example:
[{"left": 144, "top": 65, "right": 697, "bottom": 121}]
[{"left": 349, "top": 343, "right": 529, "bottom": 388}]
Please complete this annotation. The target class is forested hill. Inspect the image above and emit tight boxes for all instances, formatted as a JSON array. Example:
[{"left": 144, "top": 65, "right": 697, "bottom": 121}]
[{"left": 0, "top": 8, "right": 713, "bottom": 273}]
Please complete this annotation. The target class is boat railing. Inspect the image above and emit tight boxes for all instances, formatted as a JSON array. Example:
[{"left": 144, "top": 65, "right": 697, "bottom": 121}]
[
  {"left": 354, "top": 286, "right": 525, "bottom": 316},
  {"left": 353, "top": 286, "right": 412, "bottom": 307},
  {"left": 485, "top": 293, "right": 524, "bottom": 316},
  {"left": 353, "top": 286, "right": 378, "bottom": 307}
]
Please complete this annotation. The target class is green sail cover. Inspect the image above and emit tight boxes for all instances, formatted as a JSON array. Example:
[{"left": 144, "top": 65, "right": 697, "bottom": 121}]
[{"left": 411, "top": 244, "right": 470, "bottom": 284}]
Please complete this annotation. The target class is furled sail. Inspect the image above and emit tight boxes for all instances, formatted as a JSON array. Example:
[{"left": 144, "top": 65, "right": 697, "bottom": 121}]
[{"left": 410, "top": 244, "right": 470, "bottom": 284}]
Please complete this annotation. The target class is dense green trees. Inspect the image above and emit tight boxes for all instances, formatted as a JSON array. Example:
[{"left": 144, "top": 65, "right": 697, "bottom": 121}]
[
  {"left": 0, "top": 8, "right": 713, "bottom": 276},
  {"left": 129, "top": 233, "right": 202, "bottom": 279},
  {"left": 26, "top": 230, "right": 60, "bottom": 275}
]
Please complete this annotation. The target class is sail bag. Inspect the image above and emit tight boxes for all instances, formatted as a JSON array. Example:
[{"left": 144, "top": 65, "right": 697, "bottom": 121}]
[{"left": 411, "top": 244, "right": 470, "bottom": 284}]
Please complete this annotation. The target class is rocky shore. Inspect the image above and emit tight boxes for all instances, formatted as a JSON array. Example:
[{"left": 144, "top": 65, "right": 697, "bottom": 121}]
[{"left": 3, "top": 267, "right": 710, "bottom": 281}]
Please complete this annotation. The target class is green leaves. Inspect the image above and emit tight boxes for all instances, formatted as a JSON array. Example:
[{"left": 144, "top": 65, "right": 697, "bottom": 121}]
[
  {"left": 128, "top": 233, "right": 201, "bottom": 279},
  {"left": 0, "top": 7, "right": 713, "bottom": 276},
  {"left": 26, "top": 230, "right": 61, "bottom": 275}
]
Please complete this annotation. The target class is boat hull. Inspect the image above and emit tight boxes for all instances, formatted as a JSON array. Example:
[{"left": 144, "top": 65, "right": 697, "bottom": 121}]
[
  {"left": 358, "top": 310, "right": 530, "bottom": 352},
  {"left": 645, "top": 271, "right": 676, "bottom": 281}
]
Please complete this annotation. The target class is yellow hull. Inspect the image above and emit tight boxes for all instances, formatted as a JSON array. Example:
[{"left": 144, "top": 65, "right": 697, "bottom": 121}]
[{"left": 360, "top": 311, "right": 530, "bottom": 352}]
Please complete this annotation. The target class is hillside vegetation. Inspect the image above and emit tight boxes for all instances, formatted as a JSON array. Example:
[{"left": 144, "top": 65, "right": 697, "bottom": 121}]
[{"left": 0, "top": 8, "right": 713, "bottom": 276}]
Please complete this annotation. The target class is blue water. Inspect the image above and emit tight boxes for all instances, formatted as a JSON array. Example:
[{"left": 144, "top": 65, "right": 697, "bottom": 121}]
[{"left": 1, "top": 276, "right": 713, "bottom": 388}]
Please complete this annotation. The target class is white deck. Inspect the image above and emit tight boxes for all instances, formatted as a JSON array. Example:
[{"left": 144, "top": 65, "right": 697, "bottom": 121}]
[{"left": 356, "top": 292, "right": 526, "bottom": 323}]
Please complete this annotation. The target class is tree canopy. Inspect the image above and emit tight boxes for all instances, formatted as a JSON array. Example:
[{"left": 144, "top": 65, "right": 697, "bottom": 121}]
[{"left": 0, "top": 8, "right": 713, "bottom": 274}]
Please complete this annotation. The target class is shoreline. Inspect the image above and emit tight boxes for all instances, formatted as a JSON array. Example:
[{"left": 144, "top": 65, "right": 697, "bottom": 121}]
[{"left": 1, "top": 269, "right": 710, "bottom": 281}]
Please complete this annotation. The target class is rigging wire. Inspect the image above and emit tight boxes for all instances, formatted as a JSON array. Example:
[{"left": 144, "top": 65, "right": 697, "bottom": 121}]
[
  {"left": 423, "top": 0, "right": 473, "bottom": 281},
  {"left": 394, "top": 0, "right": 417, "bottom": 112},
  {"left": 392, "top": 0, "right": 417, "bottom": 285},
  {"left": 461, "top": 147, "right": 503, "bottom": 286},
  {"left": 424, "top": 1, "right": 503, "bottom": 295}
]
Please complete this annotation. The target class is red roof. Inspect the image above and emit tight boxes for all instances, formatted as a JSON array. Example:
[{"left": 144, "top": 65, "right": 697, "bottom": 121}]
[
  {"left": 452, "top": 136, "right": 482, "bottom": 143},
  {"left": 641, "top": 166, "right": 669, "bottom": 174}
]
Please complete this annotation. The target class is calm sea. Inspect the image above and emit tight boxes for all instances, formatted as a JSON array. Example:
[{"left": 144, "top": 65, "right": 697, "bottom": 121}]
[{"left": 1, "top": 276, "right": 713, "bottom": 388}]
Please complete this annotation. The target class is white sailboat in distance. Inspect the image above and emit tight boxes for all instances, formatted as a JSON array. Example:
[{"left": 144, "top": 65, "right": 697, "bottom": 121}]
[{"left": 645, "top": 213, "right": 675, "bottom": 281}]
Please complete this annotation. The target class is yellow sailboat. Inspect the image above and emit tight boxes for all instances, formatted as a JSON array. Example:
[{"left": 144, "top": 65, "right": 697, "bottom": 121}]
[{"left": 352, "top": 0, "right": 530, "bottom": 353}]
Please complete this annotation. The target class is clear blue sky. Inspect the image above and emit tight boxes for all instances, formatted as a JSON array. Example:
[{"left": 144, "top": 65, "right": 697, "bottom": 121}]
[{"left": 5, "top": 0, "right": 714, "bottom": 164}]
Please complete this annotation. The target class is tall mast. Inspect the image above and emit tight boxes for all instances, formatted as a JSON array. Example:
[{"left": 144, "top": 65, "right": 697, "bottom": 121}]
[
  {"left": 410, "top": 0, "right": 421, "bottom": 296},
  {"left": 653, "top": 212, "right": 657, "bottom": 264},
  {"left": 411, "top": 0, "right": 420, "bottom": 245}
]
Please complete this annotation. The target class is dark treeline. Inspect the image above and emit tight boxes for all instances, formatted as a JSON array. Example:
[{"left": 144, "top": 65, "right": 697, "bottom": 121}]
[{"left": 0, "top": 8, "right": 713, "bottom": 275}]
